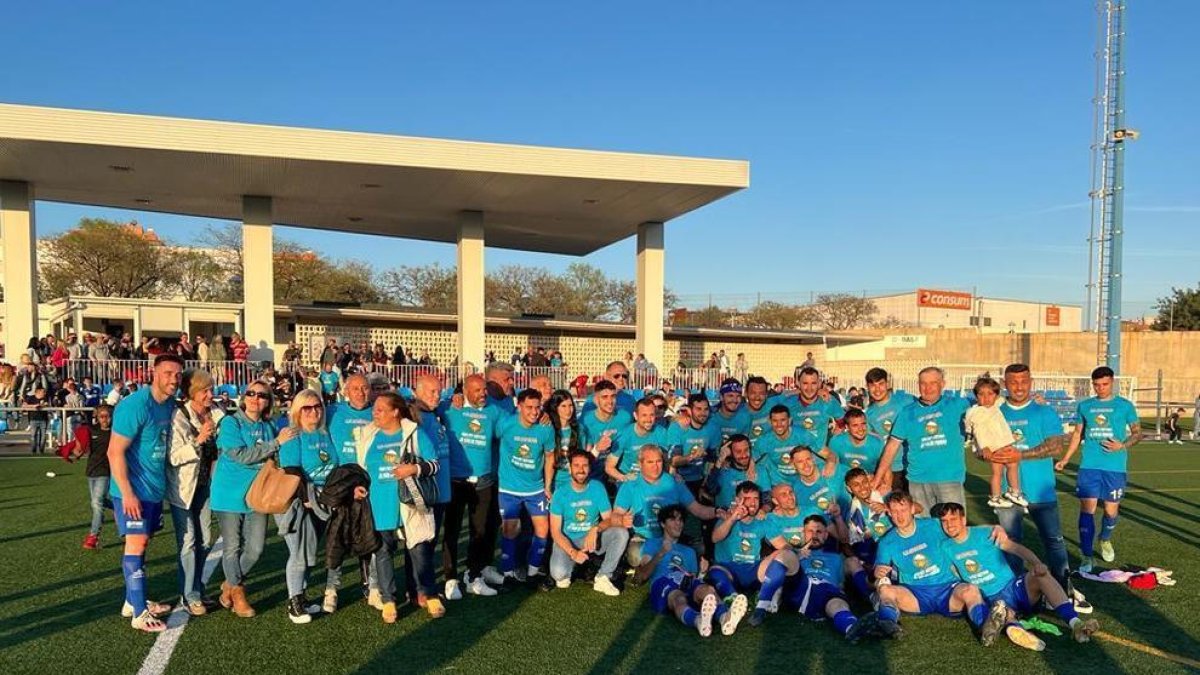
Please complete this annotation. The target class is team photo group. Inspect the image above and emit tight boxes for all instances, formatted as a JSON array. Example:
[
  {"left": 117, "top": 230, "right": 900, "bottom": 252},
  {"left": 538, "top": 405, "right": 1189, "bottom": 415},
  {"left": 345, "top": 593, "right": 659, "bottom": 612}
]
[{"left": 78, "top": 350, "right": 1142, "bottom": 654}]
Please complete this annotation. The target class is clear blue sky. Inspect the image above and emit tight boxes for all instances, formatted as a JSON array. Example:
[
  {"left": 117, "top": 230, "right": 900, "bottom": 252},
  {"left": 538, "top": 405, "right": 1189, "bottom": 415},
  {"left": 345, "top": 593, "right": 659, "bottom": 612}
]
[{"left": 5, "top": 1, "right": 1198, "bottom": 317}]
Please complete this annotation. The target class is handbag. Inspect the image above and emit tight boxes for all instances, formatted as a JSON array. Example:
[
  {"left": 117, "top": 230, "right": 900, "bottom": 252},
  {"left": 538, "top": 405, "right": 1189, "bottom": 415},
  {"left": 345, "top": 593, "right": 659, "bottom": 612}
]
[
  {"left": 397, "top": 428, "right": 439, "bottom": 507},
  {"left": 246, "top": 456, "right": 301, "bottom": 514}
]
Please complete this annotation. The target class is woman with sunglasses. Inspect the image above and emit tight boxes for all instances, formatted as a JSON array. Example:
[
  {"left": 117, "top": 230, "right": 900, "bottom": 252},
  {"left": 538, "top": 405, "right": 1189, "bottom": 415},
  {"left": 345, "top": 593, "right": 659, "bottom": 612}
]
[
  {"left": 276, "top": 389, "right": 340, "bottom": 624},
  {"left": 211, "top": 381, "right": 295, "bottom": 618},
  {"left": 545, "top": 390, "right": 582, "bottom": 495},
  {"left": 361, "top": 392, "right": 440, "bottom": 623}
]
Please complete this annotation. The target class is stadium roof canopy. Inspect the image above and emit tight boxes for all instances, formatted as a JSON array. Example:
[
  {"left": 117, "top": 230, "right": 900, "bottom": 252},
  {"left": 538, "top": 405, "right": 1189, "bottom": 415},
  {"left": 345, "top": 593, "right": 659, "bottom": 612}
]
[{"left": 0, "top": 103, "right": 748, "bottom": 256}]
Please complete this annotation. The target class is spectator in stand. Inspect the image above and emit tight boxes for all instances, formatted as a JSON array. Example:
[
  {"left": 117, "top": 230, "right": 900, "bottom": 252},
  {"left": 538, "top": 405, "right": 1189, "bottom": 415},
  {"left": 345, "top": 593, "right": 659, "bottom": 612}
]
[
  {"left": 50, "top": 338, "right": 69, "bottom": 378},
  {"left": 719, "top": 350, "right": 731, "bottom": 375},
  {"left": 391, "top": 344, "right": 408, "bottom": 366},
  {"left": 230, "top": 333, "right": 250, "bottom": 362},
  {"left": 115, "top": 333, "right": 135, "bottom": 360},
  {"left": 91, "top": 334, "right": 112, "bottom": 367},
  {"left": 25, "top": 337, "right": 42, "bottom": 365},
  {"left": 147, "top": 338, "right": 164, "bottom": 358},
  {"left": 175, "top": 333, "right": 195, "bottom": 360},
  {"left": 23, "top": 384, "right": 50, "bottom": 454},
  {"left": 13, "top": 355, "right": 49, "bottom": 404},
  {"left": 734, "top": 353, "right": 748, "bottom": 379},
  {"left": 372, "top": 343, "right": 389, "bottom": 366},
  {"left": 209, "top": 334, "right": 227, "bottom": 363},
  {"left": 281, "top": 342, "right": 301, "bottom": 369},
  {"left": 624, "top": 351, "right": 634, "bottom": 370},
  {"left": 418, "top": 350, "right": 434, "bottom": 366},
  {"left": 336, "top": 343, "right": 354, "bottom": 373},
  {"left": 801, "top": 351, "right": 817, "bottom": 370},
  {"left": 633, "top": 353, "right": 651, "bottom": 373},
  {"left": 319, "top": 339, "right": 338, "bottom": 369},
  {"left": 195, "top": 335, "right": 210, "bottom": 365},
  {"left": 0, "top": 365, "right": 15, "bottom": 404}
]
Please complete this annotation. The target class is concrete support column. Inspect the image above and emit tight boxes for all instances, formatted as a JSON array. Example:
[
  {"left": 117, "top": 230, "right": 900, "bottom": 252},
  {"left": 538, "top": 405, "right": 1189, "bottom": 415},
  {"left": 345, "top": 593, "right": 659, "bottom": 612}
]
[
  {"left": 635, "top": 221, "right": 665, "bottom": 371},
  {"left": 242, "top": 196, "right": 275, "bottom": 362},
  {"left": 1, "top": 181, "right": 37, "bottom": 359},
  {"left": 456, "top": 211, "right": 485, "bottom": 373},
  {"left": 72, "top": 306, "right": 84, "bottom": 337}
]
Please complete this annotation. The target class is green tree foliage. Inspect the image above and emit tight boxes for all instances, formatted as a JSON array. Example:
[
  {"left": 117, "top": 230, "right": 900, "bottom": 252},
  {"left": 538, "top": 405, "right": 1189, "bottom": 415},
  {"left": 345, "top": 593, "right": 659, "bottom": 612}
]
[
  {"left": 40, "top": 218, "right": 175, "bottom": 299},
  {"left": 1152, "top": 284, "right": 1200, "bottom": 331},
  {"left": 273, "top": 241, "right": 379, "bottom": 304},
  {"left": 741, "top": 301, "right": 816, "bottom": 330},
  {"left": 812, "top": 293, "right": 878, "bottom": 330}
]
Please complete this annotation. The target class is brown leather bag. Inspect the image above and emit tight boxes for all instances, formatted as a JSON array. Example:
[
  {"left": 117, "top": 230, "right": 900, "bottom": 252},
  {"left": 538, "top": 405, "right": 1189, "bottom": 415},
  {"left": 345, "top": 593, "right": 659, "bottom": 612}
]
[{"left": 246, "top": 457, "right": 301, "bottom": 514}]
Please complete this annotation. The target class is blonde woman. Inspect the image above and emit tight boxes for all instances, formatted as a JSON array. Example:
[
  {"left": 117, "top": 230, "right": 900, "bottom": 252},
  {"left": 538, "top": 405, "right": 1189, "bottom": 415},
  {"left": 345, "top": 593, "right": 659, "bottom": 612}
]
[
  {"left": 276, "top": 389, "right": 340, "bottom": 624},
  {"left": 167, "top": 369, "right": 224, "bottom": 615}
]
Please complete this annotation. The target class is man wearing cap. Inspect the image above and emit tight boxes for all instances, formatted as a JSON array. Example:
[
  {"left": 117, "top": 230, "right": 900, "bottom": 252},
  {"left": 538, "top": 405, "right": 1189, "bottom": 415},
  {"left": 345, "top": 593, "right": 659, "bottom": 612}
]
[{"left": 712, "top": 379, "right": 751, "bottom": 451}]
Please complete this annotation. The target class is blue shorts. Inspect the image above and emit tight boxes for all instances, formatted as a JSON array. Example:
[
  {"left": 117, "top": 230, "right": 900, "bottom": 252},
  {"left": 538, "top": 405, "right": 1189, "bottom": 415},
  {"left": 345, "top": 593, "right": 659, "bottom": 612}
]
[
  {"left": 498, "top": 491, "right": 548, "bottom": 520},
  {"left": 650, "top": 576, "right": 688, "bottom": 614},
  {"left": 786, "top": 575, "right": 848, "bottom": 619},
  {"left": 904, "top": 583, "right": 960, "bottom": 617},
  {"left": 1076, "top": 468, "right": 1127, "bottom": 502},
  {"left": 112, "top": 497, "right": 164, "bottom": 536},
  {"left": 989, "top": 575, "right": 1036, "bottom": 617},
  {"left": 715, "top": 561, "right": 761, "bottom": 590}
]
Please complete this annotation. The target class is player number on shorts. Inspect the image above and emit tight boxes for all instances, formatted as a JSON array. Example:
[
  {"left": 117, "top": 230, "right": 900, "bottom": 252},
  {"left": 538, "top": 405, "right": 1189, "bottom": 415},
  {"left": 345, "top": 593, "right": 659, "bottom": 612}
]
[{"left": 1109, "top": 489, "right": 1124, "bottom": 500}]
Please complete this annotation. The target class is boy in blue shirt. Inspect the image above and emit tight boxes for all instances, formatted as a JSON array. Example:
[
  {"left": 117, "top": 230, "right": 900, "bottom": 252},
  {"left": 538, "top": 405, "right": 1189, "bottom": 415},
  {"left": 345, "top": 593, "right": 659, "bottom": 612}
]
[
  {"left": 1057, "top": 366, "right": 1141, "bottom": 572},
  {"left": 107, "top": 354, "right": 183, "bottom": 633},
  {"left": 548, "top": 450, "right": 630, "bottom": 596}
]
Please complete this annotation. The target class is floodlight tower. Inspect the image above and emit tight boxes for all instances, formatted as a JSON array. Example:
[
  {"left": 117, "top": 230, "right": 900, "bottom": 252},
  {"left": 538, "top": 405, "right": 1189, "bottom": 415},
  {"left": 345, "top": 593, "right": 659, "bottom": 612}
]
[{"left": 1085, "top": 0, "right": 1135, "bottom": 373}]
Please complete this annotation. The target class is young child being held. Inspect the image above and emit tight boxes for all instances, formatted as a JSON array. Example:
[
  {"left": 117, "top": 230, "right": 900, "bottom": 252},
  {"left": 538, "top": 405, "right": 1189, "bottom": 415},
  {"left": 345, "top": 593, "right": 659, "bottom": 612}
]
[{"left": 965, "top": 377, "right": 1028, "bottom": 509}]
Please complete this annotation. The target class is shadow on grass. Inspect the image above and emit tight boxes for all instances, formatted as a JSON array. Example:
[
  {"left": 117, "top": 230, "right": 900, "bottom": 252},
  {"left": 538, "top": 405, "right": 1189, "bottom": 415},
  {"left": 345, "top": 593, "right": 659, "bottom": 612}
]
[{"left": 0, "top": 522, "right": 89, "bottom": 545}]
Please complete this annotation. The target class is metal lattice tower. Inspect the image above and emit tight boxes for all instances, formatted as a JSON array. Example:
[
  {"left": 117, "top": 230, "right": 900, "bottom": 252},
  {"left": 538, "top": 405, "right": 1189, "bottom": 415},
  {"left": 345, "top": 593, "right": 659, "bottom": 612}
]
[{"left": 1085, "top": 0, "right": 1132, "bottom": 373}]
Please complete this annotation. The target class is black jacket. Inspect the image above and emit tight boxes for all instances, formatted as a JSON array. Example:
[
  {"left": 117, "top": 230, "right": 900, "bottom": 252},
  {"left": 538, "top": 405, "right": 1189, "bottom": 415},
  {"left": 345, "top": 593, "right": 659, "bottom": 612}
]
[{"left": 319, "top": 464, "right": 381, "bottom": 568}]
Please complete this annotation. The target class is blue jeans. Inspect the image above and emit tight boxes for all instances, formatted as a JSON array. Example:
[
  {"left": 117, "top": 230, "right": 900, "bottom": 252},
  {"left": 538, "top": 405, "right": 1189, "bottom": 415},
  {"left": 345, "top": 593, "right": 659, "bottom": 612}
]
[
  {"left": 404, "top": 505, "right": 444, "bottom": 598},
  {"left": 996, "top": 500, "right": 1069, "bottom": 590},
  {"left": 87, "top": 476, "right": 110, "bottom": 535},
  {"left": 215, "top": 510, "right": 267, "bottom": 587},
  {"left": 549, "top": 528, "right": 630, "bottom": 582},
  {"left": 29, "top": 419, "right": 47, "bottom": 454},
  {"left": 171, "top": 485, "right": 215, "bottom": 603},
  {"left": 280, "top": 515, "right": 341, "bottom": 598}
]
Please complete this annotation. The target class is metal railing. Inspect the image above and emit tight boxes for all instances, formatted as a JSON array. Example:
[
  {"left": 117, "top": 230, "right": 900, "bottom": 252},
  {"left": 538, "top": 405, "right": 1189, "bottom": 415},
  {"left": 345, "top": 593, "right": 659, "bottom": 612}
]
[
  {"left": 63, "top": 359, "right": 264, "bottom": 391},
  {"left": 1, "top": 406, "right": 94, "bottom": 449}
]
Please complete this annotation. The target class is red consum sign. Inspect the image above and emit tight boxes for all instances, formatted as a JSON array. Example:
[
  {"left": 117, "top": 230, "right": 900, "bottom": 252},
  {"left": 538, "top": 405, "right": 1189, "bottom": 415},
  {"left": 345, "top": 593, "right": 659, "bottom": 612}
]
[{"left": 917, "top": 288, "right": 973, "bottom": 311}]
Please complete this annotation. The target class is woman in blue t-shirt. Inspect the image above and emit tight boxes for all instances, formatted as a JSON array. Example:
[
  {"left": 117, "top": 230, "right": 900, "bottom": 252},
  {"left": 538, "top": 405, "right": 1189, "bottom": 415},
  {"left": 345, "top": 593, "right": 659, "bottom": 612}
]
[
  {"left": 211, "top": 380, "right": 293, "bottom": 618},
  {"left": 276, "top": 389, "right": 340, "bottom": 624},
  {"left": 545, "top": 389, "right": 582, "bottom": 493}
]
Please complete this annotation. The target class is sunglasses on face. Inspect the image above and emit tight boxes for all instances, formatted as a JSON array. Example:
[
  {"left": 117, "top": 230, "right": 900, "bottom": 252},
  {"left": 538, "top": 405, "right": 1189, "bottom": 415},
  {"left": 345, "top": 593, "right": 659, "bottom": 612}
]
[
  {"left": 300, "top": 404, "right": 321, "bottom": 413},
  {"left": 245, "top": 391, "right": 270, "bottom": 400},
  {"left": 612, "top": 373, "right": 629, "bottom": 380}
]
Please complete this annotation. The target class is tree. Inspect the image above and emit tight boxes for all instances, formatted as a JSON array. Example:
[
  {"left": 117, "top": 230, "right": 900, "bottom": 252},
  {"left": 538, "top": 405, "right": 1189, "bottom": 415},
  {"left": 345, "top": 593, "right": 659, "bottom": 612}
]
[
  {"left": 677, "top": 305, "right": 735, "bottom": 328},
  {"left": 873, "top": 315, "right": 909, "bottom": 329},
  {"left": 377, "top": 264, "right": 458, "bottom": 311},
  {"left": 811, "top": 293, "right": 878, "bottom": 330},
  {"left": 273, "top": 241, "right": 380, "bottom": 304},
  {"left": 485, "top": 265, "right": 563, "bottom": 316},
  {"left": 1151, "top": 284, "right": 1200, "bottom": 331},
  {"left": 170, "top": 249, "right": 234, "bottom": 302},
  {"left": 608, "top": 279, "right": 679, "bottom": 324},
  {"left": 41, "top": 218, "right": 174, "bottom": 299},
  {"left": 741, "top": 301, "right": 816, "bottom": 330}
]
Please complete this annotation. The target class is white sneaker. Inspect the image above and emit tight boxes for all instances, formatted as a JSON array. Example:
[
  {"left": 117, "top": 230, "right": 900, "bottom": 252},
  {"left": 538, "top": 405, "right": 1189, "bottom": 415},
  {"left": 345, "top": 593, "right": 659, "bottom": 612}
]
[
  {"left": 121, "top": 600, "right": 171, "bottom": 618},
  {"left": 593, "top": 575, "right": 620, "bottom": 597},
  {"left": 1071, "top": 587, "right": 1094, "bottom": 614},
  {"left": 721, "top": 594, "right": 748, "bottom": 636},
  {"left": 466, "top": 576, "right": 498, "bottom": 597},
  {"left": 697, "top": 593, "right": 717, "bottom": 637},
  {"left": 322, "top": 589, "right": 338, "bottom": 614},
  {"left": 1005, "top": 491, "right": 1030, "bottom": 508},
  {"left": 1099, "top": 539, "right": 1116, "bottom": 563},
  {"left": 445, "top": 579, "right": 463, "bottom": 601},
  {"left": 367, "top": 588, "right": 384, "bottom": 610},
  {"left": 987, "top": 495, "right": 1014, "bottom": 509},
  {"left": 480, "top": 566, "right": 505, "bottom": 586},
  {"left": 526, "top": 565, "right": 542, "bottom": 579},
  {"left": 131, "top": 609, "right": 167, "bottom": 633},
  {"left": 555, "top": 577, "right": 571, "bottom": 589}
]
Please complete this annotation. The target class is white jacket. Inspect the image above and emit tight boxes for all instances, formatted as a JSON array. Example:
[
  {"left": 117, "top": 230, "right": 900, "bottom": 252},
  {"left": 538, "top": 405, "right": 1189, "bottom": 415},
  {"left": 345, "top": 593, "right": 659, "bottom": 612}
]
[{"left": 167, "top": 403, "right": 225, "bottom": 509}]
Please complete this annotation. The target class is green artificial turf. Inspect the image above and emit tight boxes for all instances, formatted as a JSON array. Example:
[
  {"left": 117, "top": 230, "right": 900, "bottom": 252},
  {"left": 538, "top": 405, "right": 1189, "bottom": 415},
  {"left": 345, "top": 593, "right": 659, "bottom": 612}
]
[{"left": 0, "top": 444, "right": 1197, "bottom": 674}]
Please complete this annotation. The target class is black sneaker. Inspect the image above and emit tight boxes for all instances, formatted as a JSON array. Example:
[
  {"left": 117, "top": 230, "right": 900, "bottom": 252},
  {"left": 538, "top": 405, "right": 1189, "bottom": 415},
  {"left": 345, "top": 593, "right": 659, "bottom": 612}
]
[
  {"left": 288, "top": 595, "right": 312, "bottom": 624},
  {"left": 538, "top": 576, "right": 557, "bottom": 592},
  {"left": 876, "top": 617, "right": 903, "bottom": 640},
  {"left": 845, "top": 612, "right": 879, "bottom": 644},
  {"left": 747, "top": 607, "right": 768, "bottom": 628}
]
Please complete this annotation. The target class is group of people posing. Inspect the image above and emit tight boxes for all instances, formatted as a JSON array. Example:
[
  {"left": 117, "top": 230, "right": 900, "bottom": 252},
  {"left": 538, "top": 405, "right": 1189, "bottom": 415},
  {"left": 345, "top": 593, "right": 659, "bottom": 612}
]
[{"left": 89, "top": 354, "right": 1136, "bottom": 652}]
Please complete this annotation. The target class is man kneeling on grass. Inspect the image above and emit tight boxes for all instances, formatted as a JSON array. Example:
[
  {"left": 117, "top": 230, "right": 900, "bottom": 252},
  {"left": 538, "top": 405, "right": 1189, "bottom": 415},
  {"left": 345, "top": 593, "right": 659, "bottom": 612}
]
[
  {"left": 935, "top": 502, "right": 1099, "bottom": 650},
  {"left": 637, "top": 505, "right": 748, "bottom": 637},
  {"left": 548, "top": 450, "right": 629, "bottom": 595}
]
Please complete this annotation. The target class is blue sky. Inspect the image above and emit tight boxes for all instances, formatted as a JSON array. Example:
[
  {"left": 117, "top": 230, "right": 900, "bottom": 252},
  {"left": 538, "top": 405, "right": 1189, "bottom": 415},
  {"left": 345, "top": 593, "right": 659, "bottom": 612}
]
[{"left": 5, "top": 1, "right": 1198, "bottom": 316}]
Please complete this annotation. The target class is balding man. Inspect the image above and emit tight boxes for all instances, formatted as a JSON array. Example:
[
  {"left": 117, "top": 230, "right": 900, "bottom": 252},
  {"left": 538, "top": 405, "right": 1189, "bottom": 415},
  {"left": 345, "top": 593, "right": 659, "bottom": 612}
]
[
  {"left": 581, "top": 361, "right": 637, "bottom": 415},
  {"left": 485, "top": 363, "right": 517, "bottom": 415},
  {"left": 439, "top": 374, "right": 506, "bottom": 596},
  {"left": 327, "top": 374, "right": 374, "bottom": 465},
  {"left": 411, "top": 374, "right": 452, "bottom": 605},
  {"left": 529, "top": 374, "right": 553, "bottom": 403}
]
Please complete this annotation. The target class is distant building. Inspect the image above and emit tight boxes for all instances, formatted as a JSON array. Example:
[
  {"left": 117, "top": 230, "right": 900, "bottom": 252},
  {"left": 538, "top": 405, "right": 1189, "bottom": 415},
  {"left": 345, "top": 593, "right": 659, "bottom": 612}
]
[{"left": 869, "top": 288, "right": 1081, "bottom": 333}]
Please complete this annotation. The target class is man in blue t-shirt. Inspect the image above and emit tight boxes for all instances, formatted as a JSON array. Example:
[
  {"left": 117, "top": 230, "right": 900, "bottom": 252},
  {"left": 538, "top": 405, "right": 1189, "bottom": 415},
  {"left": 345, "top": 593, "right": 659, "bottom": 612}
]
[
  {"left": 637, "top": 505, "right": 748, "bottom": 637},
  {"left": 318, "top": 362, "right": 341, "bottom": 405},
  {"left": 606, "top": 397, "right": 668, "bottom": 481},
  {"left": 327, "top": 374, "right": 374, "bottom": 465},
  {"left": 439, "top": 373, "right": 508, "bottom": 596},
  {"left": 612, "top": 444, "right": 717, "bottom": 567},
  {"left": 830, "top": 408, "right": 885, "bottom": 474},
  {"left": 709, "top": 481, "right": 803, "bottom": 628},
  {"left": 1057, "top": 366, "right": 1141, "bottom": 573},
  {"left": 711, "top": 379, "right": 751, "bottom": 448},
  {"left": 548, "top": 450, "right": 630, "bottom": 596},
  {"left": 872, "top": 491, "right": 1005, "bottom": 645},
  {"left": 785, "top": 447, "right": 849, "bottom": 539},
  {"left": 981, "top": 364, "right": 1076, "bottom": 600},
  {"left": 107, "top": 354, "right": 183, "bottom": 633},
  {"left": 936, "top": 502, "right": 1099, "bottom": 647},
  {"left": 497, "top": 388, "right": 556, "bottom": 582},
  {"left": 864, "top": 367, "right": 915, "bottom": 493},
  {"left": 876, "top": 367, "right": 971, "bottom": 513},
  {"left": 784, "top": 367, "right": 844, "bottom": 470},
  {"left": 666, "top": 393, "right": 722, "bottom": 495},
  {"left": 579, "top": 380, "right": 633, "bottom": 483}
]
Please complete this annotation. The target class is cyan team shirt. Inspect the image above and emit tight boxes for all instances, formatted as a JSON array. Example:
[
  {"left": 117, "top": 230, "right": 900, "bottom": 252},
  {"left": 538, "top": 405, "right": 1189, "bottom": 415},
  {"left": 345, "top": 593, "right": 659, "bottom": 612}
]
[
  {"left": 787, "top": 396, "right": 839, "bottom": 452},
  {"left": 766, "top": 507, "right": 822, "bottom": 548},
  {"left": 109, "top": 387, "right": 174, "bottom": 502},
  {"left": 611, "top": 424, "right": 669, "bottom": 476},
  {"left": 712, "top": 406, "right": 751, "bottom": 446},
  {"left": 666, "top": 420, "right": 721, "bottom": 483},
  {"left": 801, "top": 549, "right": 845, "bottom": 585},
  {"left": 940, "top": 525, "right": 1015, "bottom": 598},
  {"left": 875, "top": 518, "right": 958, "bottom": 586},
  {"left": 439, "top": 401, "right": 504, "bottom": 480},
  {"left": 278, "top": 428, "right": 339, "bottom": 485},
  {"left": 548, "top": 479, "right": 611, "bottom": 547},
  {"left": 745, "top": 404, "right": 774, "bottom": 449},
  {"left": 579, "top": 408, "right": 633, "bottom": 480},
  {"left": 327, "top": 402, "right": 373, "bottom": 464},
  {"left": 755, "top": 428, "right": 808, "bottom": 482},
  {"left": 417, "top": 410, "right": 451, "bottom": 504},
  {"left": 497, "top": 415, "right": 555, "bottom": 495},
  {"left": 211, "top": 413, "right": 278, "bottom": 513},
  {"left": 714, "top": 516, "right": 771, "bottom": 566},
  {"left": 829, "top": 433, "right": 885, "bottom": 473},
  {"left": 888, "top": 396, "right": 971, "bottom": 484},
  {"left": 488, "top": 392, "right": 517, "bottom": 416},
  {"left": 580, "top": 389, "right": 637, "bottom": 416},
  {"left": 1000, "top": 400, "right": 1064, "bottom": 503},
  {"left": 705, "top": 465, "right": 753, "bottom": 509},
  {"left": 866, "top": 392, "right": 916, "bottom": 472},
  {"left": 318, "top": 371, "right": 340, "bottom": 395},
  {"left": 551, "top": 425, "right": 577, "bottom": 489},
  {"left": 789, "top": 473, "right": 849, "bottom": 516},
  {"left": 641, "top": 537, "right": 699, "bottom": 584},
  {"left": 362, "top": 428, "right": 408, "bottom": 531},
  {"left": 614, "top": 474, "right": 695, "bottom": 539},
  {"left": 849, "top": 498, "right": 894, "bottom": 542},
  {"left": 1075, "top": 396, "right": 1139, "bottom": 472}
]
